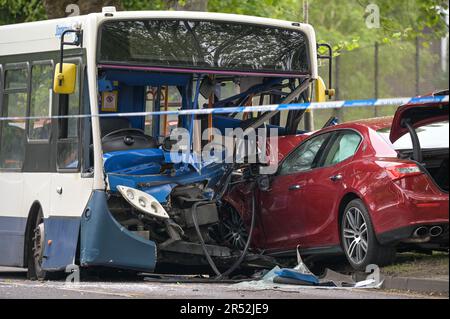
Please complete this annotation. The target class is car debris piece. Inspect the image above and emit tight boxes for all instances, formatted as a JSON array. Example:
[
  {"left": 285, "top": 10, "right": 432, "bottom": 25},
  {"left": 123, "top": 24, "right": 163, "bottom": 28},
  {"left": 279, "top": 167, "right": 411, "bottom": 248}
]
[{"left": 274, "top": 246, "right": 320, "bottom": 286}]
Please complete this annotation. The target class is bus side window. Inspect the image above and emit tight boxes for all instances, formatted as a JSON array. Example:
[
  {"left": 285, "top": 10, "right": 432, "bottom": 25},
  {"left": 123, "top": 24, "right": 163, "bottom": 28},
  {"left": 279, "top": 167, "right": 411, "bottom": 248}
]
[
  {"left": 28, "top": 64, "right": 53, "bottom": 141},
  {"left": 57, "top": 64, "right": 80, "bottom": 171},
  {"left": 0, "top": 64, "right": 2, "bottom": 152},
  {"left": 0, "top": 67, "right": 28, "bottom": 170}
]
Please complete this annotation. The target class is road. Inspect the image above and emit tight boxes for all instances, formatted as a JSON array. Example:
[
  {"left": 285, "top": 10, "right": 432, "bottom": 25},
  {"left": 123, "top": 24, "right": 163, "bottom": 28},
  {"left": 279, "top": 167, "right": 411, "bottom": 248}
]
[{"left": 0, "top": 267, "right": 432, "bottom": 299}]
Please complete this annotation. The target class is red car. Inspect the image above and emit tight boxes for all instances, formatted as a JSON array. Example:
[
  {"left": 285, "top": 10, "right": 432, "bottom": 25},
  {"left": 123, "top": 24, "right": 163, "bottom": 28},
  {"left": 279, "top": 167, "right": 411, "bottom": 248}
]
[{"left": 223, "top": 91, "right": 449, "bottom": 270}]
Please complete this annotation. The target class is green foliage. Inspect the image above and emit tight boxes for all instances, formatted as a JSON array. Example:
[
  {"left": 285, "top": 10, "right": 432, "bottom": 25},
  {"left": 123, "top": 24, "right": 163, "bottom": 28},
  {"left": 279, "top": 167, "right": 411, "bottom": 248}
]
[
  {"left": 0, "top": 0, "right": 46, "bottom": 25},
  {"left": 122, "top": 0, "right": 166, "bottom": 10},
  {"left": 356, "top": 0, "right": 449, "bottom": 42},
  {"left": 211, "top": 0, "right": 449, "bottom": 53},
  {"left": 209, "top": 0, "right": 298, "bottom": 19},
  {"left": 1, "top": 0, "right": 447, "bottom": 49}
]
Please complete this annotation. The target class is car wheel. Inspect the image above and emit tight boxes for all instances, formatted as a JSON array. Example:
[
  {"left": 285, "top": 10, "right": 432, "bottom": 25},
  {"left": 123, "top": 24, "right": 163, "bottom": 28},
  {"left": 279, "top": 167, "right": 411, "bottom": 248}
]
[
  {"left": 341, "top": 199, "right": 396, "bottom": 270},
  {"left": 217, "top": 205, "right": 249, "bottom": 251},
  {"left": 27, "top": 208, "right": 49, "bottom": 281}
]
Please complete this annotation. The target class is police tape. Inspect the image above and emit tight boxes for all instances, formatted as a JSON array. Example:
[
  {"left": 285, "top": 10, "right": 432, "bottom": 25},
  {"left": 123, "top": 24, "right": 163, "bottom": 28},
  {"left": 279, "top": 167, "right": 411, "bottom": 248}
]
[{"left": 0, "top": 95, "right": 448, "bottom": 121}]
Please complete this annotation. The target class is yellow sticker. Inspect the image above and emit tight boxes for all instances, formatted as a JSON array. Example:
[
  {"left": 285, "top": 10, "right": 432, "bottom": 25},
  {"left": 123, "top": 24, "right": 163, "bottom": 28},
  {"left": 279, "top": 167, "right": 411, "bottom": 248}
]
[{"left": 101, "top": 91, "right": 118, "bottom": 112}]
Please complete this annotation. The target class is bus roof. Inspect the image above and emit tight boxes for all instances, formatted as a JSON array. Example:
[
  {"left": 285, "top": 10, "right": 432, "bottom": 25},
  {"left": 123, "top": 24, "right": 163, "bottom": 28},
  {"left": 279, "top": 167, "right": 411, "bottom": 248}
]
[{"left": 0, "top": 10, "right": 318, "bottom": 78}]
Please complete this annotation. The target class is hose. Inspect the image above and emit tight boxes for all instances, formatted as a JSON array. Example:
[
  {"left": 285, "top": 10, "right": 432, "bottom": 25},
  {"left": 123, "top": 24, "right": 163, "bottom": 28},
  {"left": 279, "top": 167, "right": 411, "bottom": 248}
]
[
  {"left": 216, "top": 193, "right": 256, "bottom": 280},
  {"left": 189, "top": 188, "right": 257, "bottom": 280},
  {"left": 214, "top": 164, "right": 235, "bottom": 201},
  {"left": 191, "top": 200, "right": 222, "bottom": 277}
]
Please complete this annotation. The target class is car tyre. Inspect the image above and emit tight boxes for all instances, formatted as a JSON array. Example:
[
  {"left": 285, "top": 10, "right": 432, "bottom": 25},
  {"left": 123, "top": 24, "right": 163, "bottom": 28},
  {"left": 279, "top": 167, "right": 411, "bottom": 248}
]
[{"left": 341, "top": 199, "right": 396, "bottom": 270}]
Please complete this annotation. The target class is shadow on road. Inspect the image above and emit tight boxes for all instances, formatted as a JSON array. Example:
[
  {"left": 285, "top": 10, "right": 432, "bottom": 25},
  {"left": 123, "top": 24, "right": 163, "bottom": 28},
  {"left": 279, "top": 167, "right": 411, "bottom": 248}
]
[{"left": 0, "top": 267, "right": 28, "bottom": 280}]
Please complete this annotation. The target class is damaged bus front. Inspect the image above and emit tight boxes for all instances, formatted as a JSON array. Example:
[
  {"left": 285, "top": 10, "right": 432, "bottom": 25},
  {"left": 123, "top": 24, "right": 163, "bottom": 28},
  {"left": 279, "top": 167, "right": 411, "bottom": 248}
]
[
  {"left": 76, "top": 12, "right": 324, "bottom": 275},
  {"left": 0, "top": 10, "right": 329, "bottom": 279}
]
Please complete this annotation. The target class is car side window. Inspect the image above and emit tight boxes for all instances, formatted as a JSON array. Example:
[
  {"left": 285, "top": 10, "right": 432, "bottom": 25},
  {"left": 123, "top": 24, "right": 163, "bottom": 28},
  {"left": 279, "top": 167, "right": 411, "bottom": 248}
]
[
  {"left": 279, "top": 133, "right": 329, "bottom": 175},
  {"left": 323, "top": 131, "right": 362, "bottom": 166}
]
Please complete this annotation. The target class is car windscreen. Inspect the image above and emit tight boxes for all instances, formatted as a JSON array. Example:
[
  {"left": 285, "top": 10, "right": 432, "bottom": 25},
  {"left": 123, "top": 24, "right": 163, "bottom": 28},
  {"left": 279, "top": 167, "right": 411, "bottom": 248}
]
[
  {"left": 98, "top": 19, "right": 310, "bottom": 75},
  {"left": 378, "top": 120, "right": 449, "bottom": 150}
]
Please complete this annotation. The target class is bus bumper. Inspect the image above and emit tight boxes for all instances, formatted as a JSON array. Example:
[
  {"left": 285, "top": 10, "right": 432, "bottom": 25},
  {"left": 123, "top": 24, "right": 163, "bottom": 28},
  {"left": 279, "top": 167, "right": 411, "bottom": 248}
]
[{"left": 80, "top": 190, "right": 157, "bottom": 272}]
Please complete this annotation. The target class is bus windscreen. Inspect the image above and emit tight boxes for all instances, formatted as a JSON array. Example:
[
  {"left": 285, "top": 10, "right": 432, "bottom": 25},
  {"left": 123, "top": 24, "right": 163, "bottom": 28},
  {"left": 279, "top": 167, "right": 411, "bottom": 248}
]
[{"left": 98, "top": 19, "right": 310, "bottom": 75}]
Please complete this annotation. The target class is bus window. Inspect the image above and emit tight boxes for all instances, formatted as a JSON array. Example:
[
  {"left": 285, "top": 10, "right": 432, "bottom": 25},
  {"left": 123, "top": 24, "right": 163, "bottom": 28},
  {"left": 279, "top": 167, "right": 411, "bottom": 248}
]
[
  {"left": 144, "top": 87, "right": 156, "bottom": 136},
  {"left": 57, "top": 64, "right": 80, "bottom": 170},
  {"left": 0, "top": 67, "right": 28, "bottom": 169},
  {"left": 161, "top": 86, "right": 181, "bottom": 137},
  {"left": 29, "top": 64, "right": 53, "bottom": 141},
  {"left": 4, "top": 68, "right": 27, "bottom": 89},
  {"left": 145, "top": 86, "right": 181, "bottom": 139}
]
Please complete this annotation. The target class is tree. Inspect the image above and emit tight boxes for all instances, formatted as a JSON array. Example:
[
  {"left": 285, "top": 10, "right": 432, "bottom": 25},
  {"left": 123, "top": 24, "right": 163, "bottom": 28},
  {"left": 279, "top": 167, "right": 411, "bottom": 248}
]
[
  {"left": 42, "top": 0, "right": 123, "bottom": 19},
  {"left": 209, "top": 0, "right": 449, "bottom": 51},
  {"left": 169, "top": 0, "right": 208, "bottom": 11},
  {"left": 40, "top": 0, "right": 208, "bottom": 19},
  {"left": 0, "top": 0, "right": 46, "bottom": 24},
  {"left": 121, "top": 0, "right": 208, "bottom": 11}
]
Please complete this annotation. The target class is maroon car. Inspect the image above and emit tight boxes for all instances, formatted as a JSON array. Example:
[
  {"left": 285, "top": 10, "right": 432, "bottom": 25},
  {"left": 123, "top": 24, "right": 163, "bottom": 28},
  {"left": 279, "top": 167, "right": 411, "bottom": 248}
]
[{"left": 223, "top": 91, "right": 449, "bottom": 270}]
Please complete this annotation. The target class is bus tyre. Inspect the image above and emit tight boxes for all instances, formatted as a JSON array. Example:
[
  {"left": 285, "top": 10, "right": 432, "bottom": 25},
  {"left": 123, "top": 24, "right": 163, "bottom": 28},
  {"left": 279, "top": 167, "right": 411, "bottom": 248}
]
[
  {"left": 27, "top": 208, "right": 48, "bottom": 281},
  {"left": 341, "top": 199, "right": 396, "bottom": 271}
]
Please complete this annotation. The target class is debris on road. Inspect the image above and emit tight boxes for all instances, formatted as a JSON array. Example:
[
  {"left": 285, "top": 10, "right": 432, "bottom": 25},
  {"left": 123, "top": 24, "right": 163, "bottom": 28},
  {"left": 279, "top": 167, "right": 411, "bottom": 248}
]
[{"left": 233, "top": 248, "right": 383, "bottom": 291}]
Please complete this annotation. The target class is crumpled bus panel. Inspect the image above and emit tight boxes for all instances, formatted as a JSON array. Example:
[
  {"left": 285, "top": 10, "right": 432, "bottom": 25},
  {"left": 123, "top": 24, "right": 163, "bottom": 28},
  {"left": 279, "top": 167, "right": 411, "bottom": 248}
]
[
  {"left": 104, "top": 149, "right": 226, "bottom": 205},
  {"left": 80, "top": 190, "right": 157, "bottom": 272},
  {"left": 41, "top": 217, "right": 80, "bottom": 271}
]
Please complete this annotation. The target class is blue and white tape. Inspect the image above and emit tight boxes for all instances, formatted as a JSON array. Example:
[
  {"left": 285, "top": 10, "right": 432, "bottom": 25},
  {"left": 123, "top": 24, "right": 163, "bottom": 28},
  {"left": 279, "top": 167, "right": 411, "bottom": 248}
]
[{"left": 0, "top": 95, "right": 448, "bottom": 121}]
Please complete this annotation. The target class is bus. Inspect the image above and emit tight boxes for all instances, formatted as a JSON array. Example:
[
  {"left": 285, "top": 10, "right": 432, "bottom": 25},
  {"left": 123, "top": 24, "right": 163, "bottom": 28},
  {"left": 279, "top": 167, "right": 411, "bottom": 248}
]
[{"left": 0, "top": 8, "right": 331, "bottom": 279}]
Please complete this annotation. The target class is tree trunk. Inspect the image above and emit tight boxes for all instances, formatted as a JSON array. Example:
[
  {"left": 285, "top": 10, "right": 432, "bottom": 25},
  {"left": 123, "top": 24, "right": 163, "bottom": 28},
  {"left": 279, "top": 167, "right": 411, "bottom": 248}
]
[
  {"left": 169, "top": 0, "right": 208, "bottom": 11},
  {"left": 43, "top": 0, "right": 123, "bottom": 19}
]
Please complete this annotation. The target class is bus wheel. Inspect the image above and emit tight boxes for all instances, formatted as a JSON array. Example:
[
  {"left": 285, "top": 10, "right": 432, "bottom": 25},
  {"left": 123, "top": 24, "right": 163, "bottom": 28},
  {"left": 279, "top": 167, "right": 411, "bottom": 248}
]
[{"left": 28, "top": 208, "right": 48, "bottom": 281}]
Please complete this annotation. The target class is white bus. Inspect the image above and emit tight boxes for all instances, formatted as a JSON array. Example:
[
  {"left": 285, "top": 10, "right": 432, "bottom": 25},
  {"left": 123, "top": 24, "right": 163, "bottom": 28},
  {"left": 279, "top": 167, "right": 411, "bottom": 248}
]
[{"left": 0, "top": 8, "right": 329, "bottom": 279}]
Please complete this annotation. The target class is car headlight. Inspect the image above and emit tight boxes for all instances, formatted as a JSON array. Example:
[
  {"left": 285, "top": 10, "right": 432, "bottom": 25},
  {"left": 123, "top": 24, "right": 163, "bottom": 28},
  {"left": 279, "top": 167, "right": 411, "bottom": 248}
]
[{"left": 117, "top": 185, "right": 170, "bottom": 220}]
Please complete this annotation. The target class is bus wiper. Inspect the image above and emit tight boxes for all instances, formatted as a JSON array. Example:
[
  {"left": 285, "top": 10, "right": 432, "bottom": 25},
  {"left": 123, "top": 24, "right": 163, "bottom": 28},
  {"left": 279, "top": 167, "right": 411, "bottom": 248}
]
[{"left": 183, "top": 21, "right": 205, "bottom": 65}]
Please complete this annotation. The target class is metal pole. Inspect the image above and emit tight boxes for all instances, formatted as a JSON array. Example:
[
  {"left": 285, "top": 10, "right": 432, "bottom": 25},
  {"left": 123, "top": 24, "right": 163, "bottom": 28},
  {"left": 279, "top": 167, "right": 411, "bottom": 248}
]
[
  {"left": 415, "top": 37, "right": 420, "bottom": 96},
  {"left": 374, "top": 42, "right": 380, "bottom": 117},
  {"left": 303, "top": 0, "right": 314, "bottom": 131},
  {"left": 303, "top": 0, "right": 309, "bottom": 23},
  {"left": 334, "top": 54, "right": 343, "bottom": 122}
]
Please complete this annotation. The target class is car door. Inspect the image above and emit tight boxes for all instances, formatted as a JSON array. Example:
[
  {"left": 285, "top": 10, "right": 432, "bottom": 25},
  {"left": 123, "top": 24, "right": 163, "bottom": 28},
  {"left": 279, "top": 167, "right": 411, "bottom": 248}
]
[
  {"left": 293, "top": 130, "right": 363, "bottom": 248},
  {"left": 259, "top": 132, "right": 333, "bottom": 250}
]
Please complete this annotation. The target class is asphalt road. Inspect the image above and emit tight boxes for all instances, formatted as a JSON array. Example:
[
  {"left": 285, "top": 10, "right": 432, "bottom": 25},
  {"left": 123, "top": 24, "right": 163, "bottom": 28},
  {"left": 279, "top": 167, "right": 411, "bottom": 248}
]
[{"left": 0, "top": 267, "right": 432, "bottom": 299}]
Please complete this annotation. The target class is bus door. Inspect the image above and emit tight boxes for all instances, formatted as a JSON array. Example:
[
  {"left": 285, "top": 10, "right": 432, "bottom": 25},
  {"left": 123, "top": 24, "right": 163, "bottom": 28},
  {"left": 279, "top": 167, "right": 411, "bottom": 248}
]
[
  {"left": 23, "top": 62, "right": 55, "bottom": 172},
  {"left": 50, "top": 61, "right": 93, "bottom": 218}
]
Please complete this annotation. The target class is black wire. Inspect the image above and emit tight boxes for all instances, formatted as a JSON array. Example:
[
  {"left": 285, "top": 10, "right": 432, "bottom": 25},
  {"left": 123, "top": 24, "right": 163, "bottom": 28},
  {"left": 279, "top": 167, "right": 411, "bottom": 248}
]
[
  {"left": 191, "top": 200, "right": 222, "bottom": 277},
  {"left": 216, "top": 192, "right": 256, "bottom": 280},
  {"left": 185, "top": 185, "right": 257, "bottom": 280}
]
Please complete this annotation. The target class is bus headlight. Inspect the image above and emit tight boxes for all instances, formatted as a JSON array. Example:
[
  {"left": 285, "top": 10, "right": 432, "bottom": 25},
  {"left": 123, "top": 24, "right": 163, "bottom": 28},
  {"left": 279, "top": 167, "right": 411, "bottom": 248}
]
[{"left": 117, "top": 185, "right": 170, "bottom": 220}]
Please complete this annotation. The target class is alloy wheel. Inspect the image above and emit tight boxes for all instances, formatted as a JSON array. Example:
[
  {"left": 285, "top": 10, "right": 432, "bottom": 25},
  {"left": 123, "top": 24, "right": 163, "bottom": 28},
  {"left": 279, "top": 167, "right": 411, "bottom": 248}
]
[
  {"left": 221, "top": 209, "right": 248, "bottom": 250},
  {"left": 343, "top": 207, "right": 369, "bottom": 265}
]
